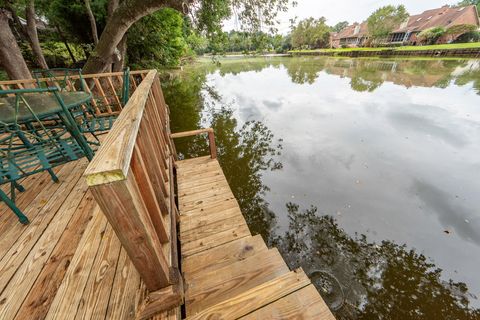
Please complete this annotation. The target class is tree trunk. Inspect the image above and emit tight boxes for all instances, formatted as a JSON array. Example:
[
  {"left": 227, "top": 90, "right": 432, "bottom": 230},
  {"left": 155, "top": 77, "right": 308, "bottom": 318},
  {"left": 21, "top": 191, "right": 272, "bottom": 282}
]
[
  {"left": 112, "top": 34, "right": 127, "bottom": 72},
  {"left": 26, "top": 0, "right": 48, "bottom": 69},
  {"left": 0, "top": 9, "right": 32, "bottom": 80},
  {"left": 107, "top": 0, "right": 119, "bottom": 20},
  {"left": 55, "top": 24, "right": 77, "bottom": 65},
  {"left": 84, "top": 0, "right": 99, "bottom": 45},
  {"left": 82, "top": 0, "right": 184, "bottom": 74}
]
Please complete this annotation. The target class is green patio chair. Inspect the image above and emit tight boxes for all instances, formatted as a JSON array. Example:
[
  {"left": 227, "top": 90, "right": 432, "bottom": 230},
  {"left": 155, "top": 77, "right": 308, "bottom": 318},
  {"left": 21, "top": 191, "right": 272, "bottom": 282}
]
[
  {"left": 0, "top": 87, "right": 90, "bottom": 224},
  {"left": 33, "top": 68, "right": 130, "bottom": 141}
]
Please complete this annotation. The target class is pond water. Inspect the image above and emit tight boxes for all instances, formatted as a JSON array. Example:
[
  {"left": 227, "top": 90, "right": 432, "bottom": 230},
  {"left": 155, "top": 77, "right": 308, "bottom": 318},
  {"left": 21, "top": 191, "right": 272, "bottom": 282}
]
[{"left": 163, "top": 56, "right": 480, "bottom": 319}]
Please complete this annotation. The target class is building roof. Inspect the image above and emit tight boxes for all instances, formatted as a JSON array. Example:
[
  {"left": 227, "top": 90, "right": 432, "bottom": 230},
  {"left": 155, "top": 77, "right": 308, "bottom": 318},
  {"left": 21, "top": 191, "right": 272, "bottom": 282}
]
[
  {"left": 393, "top": 5, "right": 479, "bottom": 33},
  {"left": 333, "top": 22, "right": 368, "bottom": 40},
  {"left": 334, "top": 5, "right": 479, "bottom": 40}
]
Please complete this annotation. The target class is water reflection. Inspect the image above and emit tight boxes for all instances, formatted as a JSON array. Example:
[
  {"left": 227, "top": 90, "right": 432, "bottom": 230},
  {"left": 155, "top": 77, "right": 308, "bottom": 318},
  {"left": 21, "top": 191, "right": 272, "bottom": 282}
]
[
  {"left": 193, "top": 56, "right": 480, "bottom": 94},
  {"left": 272, "top": 203, "right": 480, "bottom": 319},
  {"left": 163, "top": 56, "right": 480, "bottom": 319}
]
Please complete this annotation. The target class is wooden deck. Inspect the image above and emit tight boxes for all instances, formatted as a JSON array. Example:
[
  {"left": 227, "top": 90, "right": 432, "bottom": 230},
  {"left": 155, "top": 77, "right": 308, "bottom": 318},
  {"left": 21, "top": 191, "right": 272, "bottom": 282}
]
[
  {"left": 0, "top": 69, "right": 336, "bottom": 319},
  {"left": 177, "top": 156, "right": 335, "bottom": 319},
  {"left": 0, "top": 159, "right": 153, "bottom": 320}
]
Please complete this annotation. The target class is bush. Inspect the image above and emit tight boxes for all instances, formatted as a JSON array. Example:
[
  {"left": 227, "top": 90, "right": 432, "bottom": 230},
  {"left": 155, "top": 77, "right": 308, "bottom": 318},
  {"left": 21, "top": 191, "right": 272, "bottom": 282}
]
[
  {"left": 454, "top": 31, "right": 480, "bottom": 43},
  {"left": 418, "top": 27, "right": 446, "bottom": 45}
]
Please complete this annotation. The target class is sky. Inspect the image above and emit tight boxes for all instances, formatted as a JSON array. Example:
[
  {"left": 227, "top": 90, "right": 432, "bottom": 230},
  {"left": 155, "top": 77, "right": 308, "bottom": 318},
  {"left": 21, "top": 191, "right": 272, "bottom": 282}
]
[{"left": 224, "top": 0, "right": 461, "bottom": 34}]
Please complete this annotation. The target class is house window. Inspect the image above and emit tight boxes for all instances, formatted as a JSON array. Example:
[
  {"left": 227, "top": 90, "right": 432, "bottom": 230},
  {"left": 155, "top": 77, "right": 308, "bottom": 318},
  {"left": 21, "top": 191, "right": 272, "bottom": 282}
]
[{"left": 391, "top": 33, "right": 405, "bottom": 42}]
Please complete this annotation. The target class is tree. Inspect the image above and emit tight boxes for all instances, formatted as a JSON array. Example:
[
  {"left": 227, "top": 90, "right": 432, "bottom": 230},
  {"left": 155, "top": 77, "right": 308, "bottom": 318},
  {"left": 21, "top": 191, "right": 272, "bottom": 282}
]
[
  {"left": 367, "top": 5, "right": 408, "bottom": 43},
  {"left": 332, "top": 21, "right": 348, "bottom": 32},
  {"left": 457, "top": 0, "right": 480, "bottom": 12},
  {"left": 1, "top": 0, "right": 49, "bottom": 70},
  {"left": 82, "top": 0, "right": 291, "bottom": 74},
  {"left": 291, "top": 17, "right": 331, "bottom": 49},
  {"left": 418, "top": 26, "right": 446, "bottom": 45},
  {"left": 25, "top": 0, "right": 49, "bottom": 69},
  {"left": 84, "top": 0, "right": 98, "bottom": 44},
  {"left": 0, "top": 9, "right": 32, "bottom": 79},
  {"left": 128, "top": 8, "right": 187, "bottom": 67}
]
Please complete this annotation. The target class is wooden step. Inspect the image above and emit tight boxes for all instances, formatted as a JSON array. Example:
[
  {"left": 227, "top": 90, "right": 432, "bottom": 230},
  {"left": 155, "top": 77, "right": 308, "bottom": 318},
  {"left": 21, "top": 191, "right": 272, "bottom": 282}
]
[
  {"left": 181, "top": 223, "right": 250, "bottom": 258},
  {"left": 180, "top": 193, "right": 236, "bottom": 212},
  {"left": 239, "top": 285, "right": 336, "bottom": 320},
  {"left": 175, "top": 156, "right": 211, "bottom": 168},
  {"left": 180, "top": 199, "right": 238, "bottom": 217},
  {"left": 180, "top": 206, "right": 243, "bottom": 233},
  {"left": 186, "top": 269, "right": 311, "bottom": 320},
  {"left": 185, "top": 248, "right": 290, "bottom": 316},
  {"left": 180, "top": 212, "right": 247, "bottom": 244},
  {"left": 182, "top": 235, "right": 268, "bottom": 279}
]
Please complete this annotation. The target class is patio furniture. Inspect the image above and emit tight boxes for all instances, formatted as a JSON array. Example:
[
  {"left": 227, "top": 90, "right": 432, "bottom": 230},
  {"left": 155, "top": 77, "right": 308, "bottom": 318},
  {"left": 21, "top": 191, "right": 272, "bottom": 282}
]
[{"left": 0, "top": 87, "right": 93, "bottom": 224}]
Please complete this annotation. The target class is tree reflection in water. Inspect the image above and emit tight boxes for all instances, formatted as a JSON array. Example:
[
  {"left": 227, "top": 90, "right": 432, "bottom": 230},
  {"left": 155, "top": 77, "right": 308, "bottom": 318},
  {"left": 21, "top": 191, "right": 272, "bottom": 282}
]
[
  {"left": 271, "top": 203, "right": 480, "bottom": 319},
  {"left": 163, "top": 60, "right": 480, "bottom": 319}
]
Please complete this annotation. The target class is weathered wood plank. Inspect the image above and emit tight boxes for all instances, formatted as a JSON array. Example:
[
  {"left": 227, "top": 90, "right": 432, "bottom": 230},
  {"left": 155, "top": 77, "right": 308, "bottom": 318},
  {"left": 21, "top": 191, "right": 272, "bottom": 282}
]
[
  {"left": 135, "top": 285, "right": 183, "bottom": 320},
  {"left": 182, "top": 235, "right": 268, "bottom": 278},
  {"left": 181, "top": 224, "right": 251, "bottom": 258},
  {"left": 44, "top": 208, "right": 108, "bottom": 320},
  {"left": 105, "top": 249, "right": 142, "bottom": 320},
  {"left": 89, "top": 171, "right": 170, "bottom": 291},
  {"left": 15, "top": 192, "right": 97, "bottom": 320},
  {"left": 180, "top": 206, "right": 242, "bottom": 233},
  {"left": 239, "top": 285, "right": 336, "bottom": 320},
  {"left": 0, "top": 179, "right": 90, "bottom": 319},
  {"left": 179, "top": 198, "right": 239, "bottom": 218},
  {"left": 185, "top": 248, "right": 290, "bottom": 315},
  {"left": 0, "top": 162, "right": 88, "bottom": 293},
  {"left": 74, "top": 224, "right": 122, "bottom": 320},
  {"left": 84, "top": 70, "right": 157, "bottom": 185},
  {"left": 187, "top": 269, "right": 311, "bottom": 320},
  {"left": 0, "top": 162, "right": 79, "bottom": 255},
  {"left": 180, "top": 214, "right": 248, "bottom": 244}
]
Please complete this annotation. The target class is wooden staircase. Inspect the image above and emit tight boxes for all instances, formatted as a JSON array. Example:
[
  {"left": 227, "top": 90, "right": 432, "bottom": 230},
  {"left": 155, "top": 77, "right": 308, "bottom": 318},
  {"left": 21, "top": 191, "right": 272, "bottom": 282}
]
[{"left": 176, "top": 156, "right": 336, "bottom": 319}]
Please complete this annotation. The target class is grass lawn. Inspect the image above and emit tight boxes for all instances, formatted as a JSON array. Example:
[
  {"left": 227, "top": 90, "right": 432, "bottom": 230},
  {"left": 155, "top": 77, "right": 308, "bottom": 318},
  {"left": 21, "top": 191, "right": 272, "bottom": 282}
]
[{"left": 290, "top": 42, "right": 480, "bottom": 53}]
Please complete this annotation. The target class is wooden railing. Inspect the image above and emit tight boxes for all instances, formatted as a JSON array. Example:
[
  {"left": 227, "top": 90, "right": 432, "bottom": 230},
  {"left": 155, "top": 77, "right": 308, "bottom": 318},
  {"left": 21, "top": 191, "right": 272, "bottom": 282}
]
[
  {"left": 0, "top": 70, "right": 149, "bottom": 116},
  {"left": 171, "top": 128, "right": 217, "bottom": 159},
  {"left": 84, "top": 70, "right": 183, "bottom": 318}
]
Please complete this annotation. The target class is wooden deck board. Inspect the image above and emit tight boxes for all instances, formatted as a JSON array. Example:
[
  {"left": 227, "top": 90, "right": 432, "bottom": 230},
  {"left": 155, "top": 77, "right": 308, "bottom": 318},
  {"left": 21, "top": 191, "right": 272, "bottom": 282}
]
[
  {"left": 177, "top": 157, "right": 335, "bottom": 320},
  {"left": 0, "top": 160, "right": 146, "bottom": 320},
  {"left": 239, "top": 285, "right": 336, "bottom": 320}
]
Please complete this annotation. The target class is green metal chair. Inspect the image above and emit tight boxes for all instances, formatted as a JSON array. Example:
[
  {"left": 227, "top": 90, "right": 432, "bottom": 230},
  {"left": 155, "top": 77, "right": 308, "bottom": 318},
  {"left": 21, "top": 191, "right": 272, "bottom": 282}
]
[
  {"left": 0, "top": 87, "right": 89, "bottom": 224},
  {"left": 33, "top": 68, "right": 130, "bottom": 139}
]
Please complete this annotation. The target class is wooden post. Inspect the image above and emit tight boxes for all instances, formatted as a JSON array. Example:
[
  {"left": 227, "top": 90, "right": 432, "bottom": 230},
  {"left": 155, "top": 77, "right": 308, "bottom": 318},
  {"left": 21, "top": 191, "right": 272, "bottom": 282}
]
[
  {"left": 208, "top": 129, "right": 217, "bottom": 159},
  {"left": 170, "top": 128, "right": 217, "bottom": 160},
  {"left": 84, "top": 70, "right": 177, "bottom": 292},
  {"left": 89, "top": 173, "right": 170, "bottom": 291}
]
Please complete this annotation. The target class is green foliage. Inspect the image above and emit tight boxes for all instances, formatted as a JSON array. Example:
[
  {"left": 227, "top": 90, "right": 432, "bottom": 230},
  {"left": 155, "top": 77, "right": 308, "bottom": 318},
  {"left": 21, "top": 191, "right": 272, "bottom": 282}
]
[
  {"left": 445, "top": 24, "right": 478, "bottom": 35},
  {"left": 291, "top": 17, "right": 331, "bottom": 49},
  {"left": 37, "top": 0, "right": 107, "bottom": 44},
  {"left": 456, "top": 0, "right": 480, "bottom": 12},
  {"left": 454, "top": 31, "right": 480, "bottom": 42},
  {"left": 367, "top": 5, "right": 409, "bottom": 41},
  {"left": 332, "top": 21, "right": 349, "bottom": 33},
  {"left": 199, "top": 31, "right": 290, "bottom": 54},
  {"left": 128, "top": 8, "right": 188, "bottom": 68},
  {"left": 418, "top": 27, "right": 446, "bottom": 45}
]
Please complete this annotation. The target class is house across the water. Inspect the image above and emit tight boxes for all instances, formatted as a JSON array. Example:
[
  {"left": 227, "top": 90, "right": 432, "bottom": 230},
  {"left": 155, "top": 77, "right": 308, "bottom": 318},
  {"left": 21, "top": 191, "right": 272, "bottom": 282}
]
[{"left": 331, "top": 5, "right": 480, "bottom": 48}]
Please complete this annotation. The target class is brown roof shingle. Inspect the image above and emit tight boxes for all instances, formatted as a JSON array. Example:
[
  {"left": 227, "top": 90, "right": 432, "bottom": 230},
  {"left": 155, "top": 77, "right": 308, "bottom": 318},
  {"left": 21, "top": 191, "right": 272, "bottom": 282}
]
[{"left": 334, "top": 5, "right": 479, "bottom": 40}]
